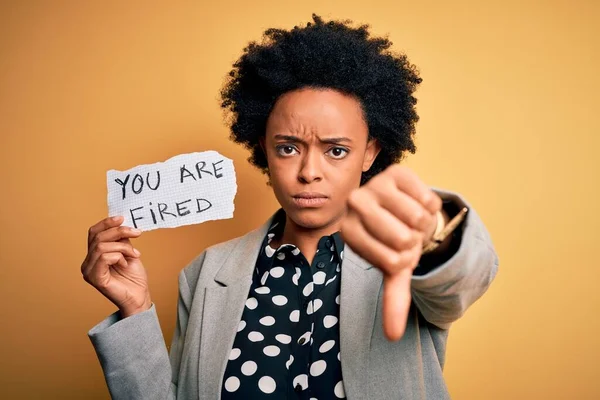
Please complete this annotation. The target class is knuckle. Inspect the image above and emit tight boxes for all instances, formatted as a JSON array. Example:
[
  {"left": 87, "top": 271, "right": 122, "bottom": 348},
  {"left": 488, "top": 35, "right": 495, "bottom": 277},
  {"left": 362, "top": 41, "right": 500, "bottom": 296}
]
[
  {"left": 396, "top": 228, "right": 414, "bottom": 246},
  {"left": 411, "top": 209, "right": 426, "bottom": 227},
  {"left": 422, "top": 191, "right": 434, "bottom": 205},
  {"left": 89, "top": 248, "right": 100, "bottom": 260},
  {"left": 387, "top": 252, "right": 403, "bottom": 270},
  {"left": 382, "top": 163, "right": 395, "bottom": 174},
  {"left": 96, "top": 241, "right": 108, "bottom": 253},
  {"left": 90, "top": 236, "right": 100, "bottom": 250},
  {"left": 390, "top": 163, "right": 404, "bottom": 173},
  {"left": 347, "top": 189, "right": 362, "bottom": 209},
  {"left": 414, "top": 230, "right": 425, "bottom": 246},
  {"left": 393, "top": 164, "right": 409, "bottom": 176},
  {"left": 369, "top": 177, "right": 389, "bottom": 198},
  {"left": 94, "top": 278, "right": 109, "bottom": 290},
  {"left": 87, "top": 227, "right": 95, "bottom": 243},
  {"left": 368, "top": 172, "right": 384, "bottom": 187},
  {"left": 424, "top": 190, "right": 441, "bottom": 210},
  {"left": 397, "top": 232, "right": 410, "bottom": 246}
]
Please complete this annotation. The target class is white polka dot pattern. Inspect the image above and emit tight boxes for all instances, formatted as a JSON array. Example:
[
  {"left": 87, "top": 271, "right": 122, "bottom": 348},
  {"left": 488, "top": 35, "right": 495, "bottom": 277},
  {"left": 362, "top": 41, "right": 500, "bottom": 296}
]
[
  {"left": 258, "top": 376, "right": 276, "bottom": 394},
  {"left": 310, "top": 360, "right": 327, "bottom": 376},
  {"left": 275, "top": 334, "right": 292, "bottom": 344},
  {"left": 221, "top": 208, "right": 346, "bottom": 399},
  {"left": 229, "top": 348, "right": 241, "bottom": 360},
  {"left": 241, "top": 361, "right": 257, "bottom": 376},
  {"left": 313, "top": 271, "right": 326, "bottom": 284},
  {"left": 237, "top": 320, "right": 246, "bottom": 332},
  {"left": 259, "top": 316, "right": 275, "bottom": 326},
  {"left": 245, "top": 297, "right": 257, "bottom": 310},
  {"left": 334, "top": 381, "right": 346, "bottom": 398},
  {"left": 319, "top": 340, "right": 335, "bottom": 353},
  {"left": 248, "top": 331, "right": 264, "bottom": 342},
  {"left": 293, "top": 374, "right": 308, "bottom": 390},
  {"left": 224, "top": 376, "right": 240, "bottom": 392},
  {"left": 255, "top": 286, "right": 270, "bottom": 295},
  {"left": 263, "top": 345, "right": 281, "bottom": 357},
  {"left": 323, "top": 315, "right": 338, "bottom": 328},
  {"left": 272, "top": 295, "right": 288, "bottom": 306},
  {"left": 289, "top": 310, "right": 300, "bottom": 322}
]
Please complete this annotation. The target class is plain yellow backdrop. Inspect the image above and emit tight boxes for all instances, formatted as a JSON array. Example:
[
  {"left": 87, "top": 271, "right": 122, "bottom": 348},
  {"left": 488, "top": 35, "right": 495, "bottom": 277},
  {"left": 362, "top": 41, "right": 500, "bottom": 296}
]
[{"left": 1, "top": 1, "right": 598, "bottom": 399}]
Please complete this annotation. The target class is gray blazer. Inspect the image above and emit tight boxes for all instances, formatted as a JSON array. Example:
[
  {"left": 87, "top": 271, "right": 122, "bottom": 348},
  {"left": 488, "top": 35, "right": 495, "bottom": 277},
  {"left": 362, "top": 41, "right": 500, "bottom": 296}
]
[{"left": 88, "top": 187, "right": 499, "bottom": 399}]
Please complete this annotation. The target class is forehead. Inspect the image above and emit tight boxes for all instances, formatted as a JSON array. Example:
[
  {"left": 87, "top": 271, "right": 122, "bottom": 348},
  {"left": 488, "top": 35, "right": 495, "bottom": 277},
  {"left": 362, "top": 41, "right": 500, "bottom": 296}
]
[{"left": 266, "top": 88, "right": 368, "bottom": 138}]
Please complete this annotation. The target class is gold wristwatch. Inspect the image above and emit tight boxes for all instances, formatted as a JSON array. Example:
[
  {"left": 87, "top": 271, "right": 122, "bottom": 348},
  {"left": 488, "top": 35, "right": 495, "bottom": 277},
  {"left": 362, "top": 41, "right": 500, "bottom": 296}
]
[{"left": 422, "top": 202, "right": 469, "bottom": 255}]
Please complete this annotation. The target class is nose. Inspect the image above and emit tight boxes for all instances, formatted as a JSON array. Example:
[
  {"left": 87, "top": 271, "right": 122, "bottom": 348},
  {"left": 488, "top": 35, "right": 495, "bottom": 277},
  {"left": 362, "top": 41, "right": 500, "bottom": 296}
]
[{"left": 298, "top": 149, "right": 323, "bottom": 184}]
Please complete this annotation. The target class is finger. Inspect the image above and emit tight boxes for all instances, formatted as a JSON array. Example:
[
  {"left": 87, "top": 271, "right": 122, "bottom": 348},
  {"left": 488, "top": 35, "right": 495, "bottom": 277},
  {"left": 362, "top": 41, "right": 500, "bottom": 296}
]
[
  {"left": 118, "top": 237, "right": 132, "bottom": 246},
  {"left": 118, "top": 238, "right": 137, "bottom": 259},
  {"left": 347, "top": 189, "right": 419, "bottom": 251},
  {"left": 382, "top": 267, "right": 413, "bottom": 341},
  {"left": 88, "top": 215, "right": 125, "bottom": 246},
  {"left": 386, "top": 165, "right": 442, "bottom": 214},
  {"left": 90, "top": 225, "right": 142, "bottom": 250},
  {"left": 82, "top": 229, "right": 140, "bottom": 275},
  {"left": 381, "top": 239, "right": 423, "bottom": 340},
  {"left": 84, "top": 242, "right": 141, "bottom": 277},
  {"left": 85, "top": 251, "right": 128, "bottom": 287},
  {"left": 341, "top": 211, "right": 420, "bottom": 276},
  {"left": 367, "top": 181, "right": 436, "bottom": 234}
]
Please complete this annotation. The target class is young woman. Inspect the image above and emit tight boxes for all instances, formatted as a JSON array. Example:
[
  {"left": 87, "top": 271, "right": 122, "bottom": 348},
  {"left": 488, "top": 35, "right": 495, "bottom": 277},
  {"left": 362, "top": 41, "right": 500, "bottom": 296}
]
[{"left": 82, "top": 14, "right": 498, "bottom": 399}]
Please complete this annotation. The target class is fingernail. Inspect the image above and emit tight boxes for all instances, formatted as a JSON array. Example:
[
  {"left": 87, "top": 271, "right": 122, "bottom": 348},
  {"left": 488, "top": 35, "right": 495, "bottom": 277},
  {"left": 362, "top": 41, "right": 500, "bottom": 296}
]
[
  {"left": 133, "top": 248, "right": 141, "bottom": 256},
  {"left": 112, "top": 215, "right": 122, "bottom": 221},
  {"left": 130, "top": 228, "right": 142, "bottom": 234}
]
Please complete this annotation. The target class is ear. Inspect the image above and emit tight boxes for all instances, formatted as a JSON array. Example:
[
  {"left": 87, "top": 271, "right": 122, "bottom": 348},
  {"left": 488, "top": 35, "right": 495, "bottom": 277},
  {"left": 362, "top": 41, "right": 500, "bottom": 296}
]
[{"left": 362, "top": 138, "right": 381, "bottom": 172}]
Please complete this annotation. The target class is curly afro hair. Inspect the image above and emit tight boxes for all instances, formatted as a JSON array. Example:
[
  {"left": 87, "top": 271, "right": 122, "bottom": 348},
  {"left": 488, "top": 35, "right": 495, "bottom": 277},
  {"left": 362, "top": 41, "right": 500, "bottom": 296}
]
[{"left": 219, "top": 13, "right": 422, "bottom": 185}]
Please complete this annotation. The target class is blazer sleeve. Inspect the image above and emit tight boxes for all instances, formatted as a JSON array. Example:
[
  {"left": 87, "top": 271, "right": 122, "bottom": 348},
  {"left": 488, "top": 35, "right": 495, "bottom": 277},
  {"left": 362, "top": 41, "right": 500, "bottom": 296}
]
[
  {"left": 410, "top": 187, "right": 499, "bottom": 330},
  {"left": 87, "top": 251, "right": 205, "bottom": 400}
]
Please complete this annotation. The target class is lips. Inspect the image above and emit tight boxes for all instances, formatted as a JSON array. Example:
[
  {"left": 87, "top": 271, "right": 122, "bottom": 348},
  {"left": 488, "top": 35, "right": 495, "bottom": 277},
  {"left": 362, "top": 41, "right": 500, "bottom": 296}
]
[
  {"left": 292, "top": 192, "right": 329, "bottom": 208},
  {"left": 293, "top": 192, "right": 328, "bottom": 199}
]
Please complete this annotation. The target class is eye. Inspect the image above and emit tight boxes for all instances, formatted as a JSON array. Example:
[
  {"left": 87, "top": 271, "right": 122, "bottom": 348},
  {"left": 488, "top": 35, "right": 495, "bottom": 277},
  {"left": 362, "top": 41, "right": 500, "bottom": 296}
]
[
  {"left": 327, "top": 146, "right": 349, "bottom": 159},
  {"left": 276, "top": 145, "right": 299, "bottom": 156}
]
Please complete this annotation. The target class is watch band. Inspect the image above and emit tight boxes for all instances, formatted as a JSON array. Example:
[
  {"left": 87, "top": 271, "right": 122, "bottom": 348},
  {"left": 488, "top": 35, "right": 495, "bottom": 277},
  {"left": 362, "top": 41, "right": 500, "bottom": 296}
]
[{"left": 422, "top": 206, "right": 468, "bottom": 254}]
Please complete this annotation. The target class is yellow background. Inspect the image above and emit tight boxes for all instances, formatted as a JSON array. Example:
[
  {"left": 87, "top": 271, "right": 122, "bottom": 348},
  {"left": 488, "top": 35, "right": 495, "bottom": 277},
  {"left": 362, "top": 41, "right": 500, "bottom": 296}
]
[{"left": 1, "top": 1, "right": 598, "bottom": 398}]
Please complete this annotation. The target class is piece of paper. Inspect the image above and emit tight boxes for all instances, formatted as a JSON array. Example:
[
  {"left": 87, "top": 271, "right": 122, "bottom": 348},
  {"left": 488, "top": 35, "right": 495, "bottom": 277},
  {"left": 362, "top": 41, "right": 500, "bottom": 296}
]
[{"left": 107, "top": 151, "right": 237, "bottom": 231}]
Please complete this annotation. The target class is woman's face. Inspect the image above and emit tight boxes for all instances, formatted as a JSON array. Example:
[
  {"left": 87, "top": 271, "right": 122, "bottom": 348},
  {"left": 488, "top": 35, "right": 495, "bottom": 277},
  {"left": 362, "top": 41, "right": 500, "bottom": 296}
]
[{"left": 261, "top": 87, "right": 380, "bottom": 231}]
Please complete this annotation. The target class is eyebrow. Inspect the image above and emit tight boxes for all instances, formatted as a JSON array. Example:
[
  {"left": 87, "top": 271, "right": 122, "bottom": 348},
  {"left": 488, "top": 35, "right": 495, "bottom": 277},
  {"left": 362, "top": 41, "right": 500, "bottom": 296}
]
[{"left": 273, "top": 134, "right": 353, "bottom": 145}]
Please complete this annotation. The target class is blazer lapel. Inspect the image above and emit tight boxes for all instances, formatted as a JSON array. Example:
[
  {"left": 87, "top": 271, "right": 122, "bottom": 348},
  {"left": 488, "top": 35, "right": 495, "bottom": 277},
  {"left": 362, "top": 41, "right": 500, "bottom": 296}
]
[
  {"left": 339, "top": 245, "right": 383, "bottom": 400},
  {"left": 196, "top": 212, "right": 384, "bottom": 399},
  {"left": 198, "top": 214, "right": 275, "bottom": 399}
]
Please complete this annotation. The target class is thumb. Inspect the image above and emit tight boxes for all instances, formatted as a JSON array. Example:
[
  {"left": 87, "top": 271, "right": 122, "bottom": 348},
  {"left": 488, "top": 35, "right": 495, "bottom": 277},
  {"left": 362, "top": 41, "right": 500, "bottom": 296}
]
[{"left": 382, "top": 268, "right": 413, "bottom": 341}]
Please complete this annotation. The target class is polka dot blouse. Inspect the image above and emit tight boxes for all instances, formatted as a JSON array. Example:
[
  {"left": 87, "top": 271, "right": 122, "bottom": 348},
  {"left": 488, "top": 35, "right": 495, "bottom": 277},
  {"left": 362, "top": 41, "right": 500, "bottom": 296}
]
[{"left": 221, "top": 208, "right": 347, "bottom": 399}]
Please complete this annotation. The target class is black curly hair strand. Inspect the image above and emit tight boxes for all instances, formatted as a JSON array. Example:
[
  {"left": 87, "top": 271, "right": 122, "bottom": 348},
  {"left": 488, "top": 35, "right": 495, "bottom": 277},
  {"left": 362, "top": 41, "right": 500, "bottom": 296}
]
[{"left": 220, "top": 13, "right": 422, "bottom": 185}]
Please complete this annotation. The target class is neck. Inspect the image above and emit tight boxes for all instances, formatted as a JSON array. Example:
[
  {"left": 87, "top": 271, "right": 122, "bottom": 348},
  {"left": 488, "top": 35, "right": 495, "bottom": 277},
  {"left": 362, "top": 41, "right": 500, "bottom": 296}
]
[{"left": 274, "top": 212, "right": 343, "bottom": 265}]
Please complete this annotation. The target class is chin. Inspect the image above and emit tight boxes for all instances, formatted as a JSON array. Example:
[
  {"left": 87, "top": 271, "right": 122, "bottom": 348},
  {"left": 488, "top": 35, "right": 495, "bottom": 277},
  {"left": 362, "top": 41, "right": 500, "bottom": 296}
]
[
  {"left": 293, "top": 214, "right": 327, "bottom": 230},
  {"left": 283, "top": 205, "right": 340, "bottom": 231}
]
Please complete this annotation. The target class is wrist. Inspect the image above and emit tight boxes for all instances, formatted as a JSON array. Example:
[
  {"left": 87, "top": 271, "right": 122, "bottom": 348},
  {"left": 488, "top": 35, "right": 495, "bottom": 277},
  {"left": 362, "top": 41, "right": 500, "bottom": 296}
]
[
  {"left": 423, "top": 209, "right": 450, "bottom": 248},
  {"left": 119, "top": 296, "right": 152, "bottom": 319}
]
